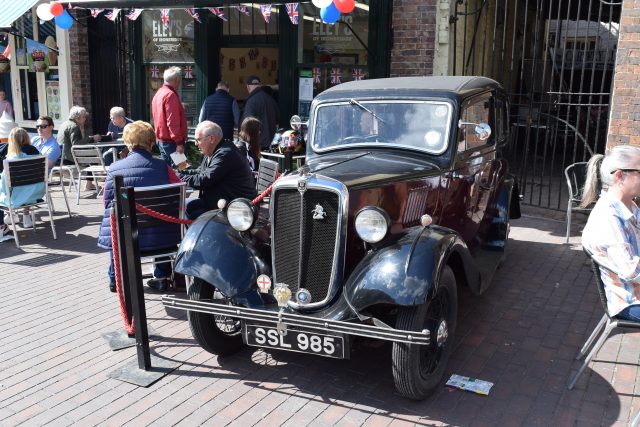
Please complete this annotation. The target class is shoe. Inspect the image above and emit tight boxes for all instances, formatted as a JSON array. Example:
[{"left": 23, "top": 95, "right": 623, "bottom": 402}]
[
  {"left": 0, "top": 225, "right": 13, "bottom": 243},
  {"left": 84, "top": 182, "right": 96, "bottom": 191},
  {"left": 109, "top": 282, "right": 116, "bottom": 293},
  {"left": 147, "top": 277, "right": 171, "bottom": 292},
  {"left": 22, "top": 215, "right": 33, "bottom": 228}
]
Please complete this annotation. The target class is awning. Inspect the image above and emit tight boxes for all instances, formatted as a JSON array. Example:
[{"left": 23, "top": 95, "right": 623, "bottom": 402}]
[{"left": 0, "top": 0, "right": 40, "bottom": 29}]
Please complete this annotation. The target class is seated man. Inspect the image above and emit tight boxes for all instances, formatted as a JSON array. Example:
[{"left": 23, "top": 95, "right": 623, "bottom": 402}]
[
  {"left": 582, "top": 145, "right": 640, "bottom": 321},
  {"left": 98, "top": 120, "right": 182, "bottom": 293},
  {"left": 30, "top": 116, "right": 61, "bottom": 169},
  {"left": 102, "top": 106, "right": 133, "bottom": 166},
  {"left": 178, "top": 120, "right": 256, "bottom": 220}
]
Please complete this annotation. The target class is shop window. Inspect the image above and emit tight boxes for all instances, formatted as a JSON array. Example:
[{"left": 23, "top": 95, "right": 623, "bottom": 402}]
[{"left": 223, "top": 4, "right": 279, "bottom": 36}]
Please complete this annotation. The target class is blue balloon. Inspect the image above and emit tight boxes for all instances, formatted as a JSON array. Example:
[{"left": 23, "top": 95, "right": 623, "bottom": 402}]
[
  {"left": 55, "top": 10, "right": 73, "bottom": 30},
  {"left": 320, "top": 3, "right": 340, "bottom": 24}
]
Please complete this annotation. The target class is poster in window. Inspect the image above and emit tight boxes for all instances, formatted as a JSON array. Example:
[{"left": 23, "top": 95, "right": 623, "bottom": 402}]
[
  {"left": 45, "top": 80, "right": 61, "bottom": 120},
  {"left": 26, "top": 39, "right": 49, "bottom": 73}
]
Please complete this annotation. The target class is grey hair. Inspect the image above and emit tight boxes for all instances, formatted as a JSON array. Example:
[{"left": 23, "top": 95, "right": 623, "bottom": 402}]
[
  {"left": 164, "top": 66, "right": 182, "bottom": 84},
  {"left": 581, "top": 145, "right": 640, "bottom": 207},
  {"left": 68, "top": 106, "right": 87, "bottom": 121},
  {"left": 197, "top": 120, "right": 223, "bottom": 140},
  {"left": 110, "top": 106, "right": 125, "bottom": 118}
]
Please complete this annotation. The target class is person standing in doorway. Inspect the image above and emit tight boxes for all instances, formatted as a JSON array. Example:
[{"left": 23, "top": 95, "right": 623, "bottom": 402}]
[
  {"left": 152, "top": 66, "right": 187, "bottom": 166},
  {"left": 198, "top": 80, "right": 240, "bottom": 142},
  {"left": 241, "top": 75, "right": 279, "bottom": 151}
]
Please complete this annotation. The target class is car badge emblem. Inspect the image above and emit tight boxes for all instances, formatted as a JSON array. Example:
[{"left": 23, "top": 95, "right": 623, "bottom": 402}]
[
  {"left": 311, "top": 204, "right": 327, "bottom": 220},
  {"left": 296, "top": 289, "right": 312, "bottom": 305},
  {"left": 256, "top": 274, "right": 272, "bottom": 293},
  {"left": 297, "top": 178, "right": 307, "bottom": 193},
  {"left": 273, "top": 283, "right": 292, "bottom": 307}
]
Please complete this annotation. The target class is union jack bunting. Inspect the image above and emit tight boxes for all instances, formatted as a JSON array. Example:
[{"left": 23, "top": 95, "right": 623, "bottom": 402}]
[
  {"left": 104, "top": 9, "right": 120, "bottom": 21},
  {"left": 235, "top": 5, "right": 250, "bottom": 15},
  {"left": 160, "top": 9, "right": 170, "bottom": 28},
  {"left": 89, "top": 9, "right": 104, "bottom": 18},
  {"left": 125, "top": 9, "right": 143, "bottom": 21},
  {"left": 150, "top": 65, "right": 160, "bottom": 78},
  {"left": 67, "top": 3, "right": 73, "bottom": 8},
  {"left": 260, "top": 5, "right": 272, "bottom": 23},
  {"left": 2, "top": 44, "right": 10, "bottom": 61},
  {"left": 352, "top": 68, "right": 364, "bottom": 81},
  {"left": 184, "top": 65, "right": 193, "bottom": 79},
  {"left": 207, "top": 7, "right": 227, "bottom": 21},
  {"left": 312, "top": 67, "right": 321, "bottom": 84},
  {"left": 186, "top": 8, "right": 201, "bottom": 23},
  {"left": 286, "top": 3, "right": 299, "bottom": 25},
  {"left": 330, "top": 68, "right": 341, "bottom": 85}
]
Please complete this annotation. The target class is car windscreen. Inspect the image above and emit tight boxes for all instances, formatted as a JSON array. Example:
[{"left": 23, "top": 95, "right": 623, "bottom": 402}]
[{"left": 311, "top": 100, "right": 452, "bottom": 155}]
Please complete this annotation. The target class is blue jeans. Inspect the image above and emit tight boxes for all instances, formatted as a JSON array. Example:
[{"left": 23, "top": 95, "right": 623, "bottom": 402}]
[
  {"left": 157, "top": 141, "right": 177, "bottom": 167},
  {"left": 616, "top": 305, "right": 640, "bottom": 322},
  {"left": 108, "top": 250, "right": 172, "bottom": 284}
]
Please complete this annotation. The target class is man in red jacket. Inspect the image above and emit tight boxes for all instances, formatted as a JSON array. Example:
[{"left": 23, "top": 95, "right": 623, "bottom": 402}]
[{"left": 151, "top": 66, "right": 187, "bottom": 166}]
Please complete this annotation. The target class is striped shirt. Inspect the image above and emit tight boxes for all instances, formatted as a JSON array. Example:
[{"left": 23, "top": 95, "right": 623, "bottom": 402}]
[{"left": 582, "top": 191, "right": 640, "bottom": 316}]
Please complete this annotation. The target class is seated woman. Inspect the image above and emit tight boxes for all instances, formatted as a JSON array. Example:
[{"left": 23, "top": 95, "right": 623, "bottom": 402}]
[
  {"left": 97, "top": 121, "right": 182, "bottom": 292},
  {"left": 235, "top": 116, "right": 261, "bottom": 174},
  {"left": 0, "top": 127, "right": 44, "bottom": 241},
  {"left": 582, "top": 145, "right": 640, "bottom": 322}
]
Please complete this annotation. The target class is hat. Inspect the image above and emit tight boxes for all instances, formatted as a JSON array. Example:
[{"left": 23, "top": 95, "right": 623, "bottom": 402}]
[{"left": 245, "top": 75, "right": 261, "bottom": 85}]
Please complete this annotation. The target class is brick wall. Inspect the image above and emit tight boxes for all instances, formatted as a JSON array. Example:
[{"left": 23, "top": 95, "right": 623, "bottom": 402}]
[
  {"left": 68, "top": 9, "right": 94, "bottom": 134},
  {"left": 607, "top": 1, "right": 640, "bottom": 147},
  {"left": 390, "top": 0, "right": 437, "bottom": 77}
]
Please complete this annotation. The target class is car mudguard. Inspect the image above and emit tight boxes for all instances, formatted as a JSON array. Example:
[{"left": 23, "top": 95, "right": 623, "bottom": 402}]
[
  {"left": 344, "top": 225, "right": 481, "bottom": 312},
  {"left": 174, "top": 210, "right": 269, "bottom": 304}
]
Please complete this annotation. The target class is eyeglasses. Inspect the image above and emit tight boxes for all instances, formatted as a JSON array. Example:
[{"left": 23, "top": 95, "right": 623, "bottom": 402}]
[
  {"left": 36, "top": 124, "right": 50, "bottom": 129},
  {"left": 195, "top": 134, "right": 211, "bottom": 143},
  {"left": 611, "top": 169, "right": 640, "bottom": 174}
]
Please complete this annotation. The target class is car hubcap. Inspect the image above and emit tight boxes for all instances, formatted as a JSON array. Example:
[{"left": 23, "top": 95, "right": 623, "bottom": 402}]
[{"left": 436, "top": 320, "right": 448, "bottom": 346}]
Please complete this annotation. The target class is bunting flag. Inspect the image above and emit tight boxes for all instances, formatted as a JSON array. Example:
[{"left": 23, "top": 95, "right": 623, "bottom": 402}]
[
  {"left": 104, "top": 9, "right": 120, "bottom": 21},
  {"left": 235, "top": 5, "right": 250, "bottom": 15},
  {"left": 330, "top": 68, "right": 341, "bottom": 85},
  {"left": 150, "top": 65, "right": 159, "bottom": 78},
  {"left": 286, "top": 3, "right": 299, "bottom": 25},
  {"left": 160, "top": 9, "right": 170, "bottom": 28},
  {"left": 125, "top": 9, "right": 143, "bottom": 21},
  {"left": 67, "top": 2, "right": 73, "bottom": 8},
  {"left": 208, "top": 7, "right": 227, "bottom": 21},
  {"left": 186, "top": 8, "right": 201, "bottom": 23},
  {"left": 184, "top": 65, "right": 193, "bottom": 79},
  {"left": 352, "top": 68, "right": 364, "bottom": 81},
  {"left": 313, "top": 67, "right": 321, "bottom": 84},
  {"left": 89, "top": 9, "right": 104, "bottom": 18},
  {"left": 2, "top": 44, "right": 10, "bottom": 61},
  {"left": 260, "top": 5, "right": 272, "bottom": 23}
]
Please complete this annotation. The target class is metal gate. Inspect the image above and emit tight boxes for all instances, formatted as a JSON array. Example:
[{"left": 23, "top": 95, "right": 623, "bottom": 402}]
[{"left": 451, "top": 0, "right": 621, "bottom": 209}]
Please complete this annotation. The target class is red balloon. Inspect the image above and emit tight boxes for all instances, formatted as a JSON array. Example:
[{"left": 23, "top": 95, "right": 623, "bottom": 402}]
[
  {"left": 333, "top": 0, "right": 355, "bottom": 13},
  {"left": 50, "top": 2, "right": 64, "bottom": 17}
]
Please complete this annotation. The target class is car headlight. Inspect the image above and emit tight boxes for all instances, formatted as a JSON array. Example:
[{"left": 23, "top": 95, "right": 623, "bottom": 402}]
[
  {"left": 355, "top": 207, "right": 389, "bottom": 243},
  {"left": 226, "top": 199, "right": 256, "bottom": 232}
]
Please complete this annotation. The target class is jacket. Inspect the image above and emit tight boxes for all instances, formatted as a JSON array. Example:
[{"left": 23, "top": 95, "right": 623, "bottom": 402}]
[
  {"left": 241, "top": 87, "right": 279, "bottom": 149},
  {"left": 151, "top": 84, "right": 187, "bottom": 145},
  {"left": 57, "top": 119, "right": 93, "bottom": 163},
  {"left": 199, "top": 89, "right": 239, "bottom": 141},
  {"left": 179, "top": 139, "right": 256, "bottom": 210},
  {"left": 97, "top": 149, "right": 182, "bottom": 250}
]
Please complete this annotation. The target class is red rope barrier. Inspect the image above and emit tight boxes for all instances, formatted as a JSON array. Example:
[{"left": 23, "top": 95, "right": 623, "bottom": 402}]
[
  {"left": 110, "top": 210, "right": 135, "bottom": 335},
  {"left": 135, "top": 203, "right": 193, "bottom": 225},
  {"left": 251, "top": 172, "right": 281, "bottom": 206}
]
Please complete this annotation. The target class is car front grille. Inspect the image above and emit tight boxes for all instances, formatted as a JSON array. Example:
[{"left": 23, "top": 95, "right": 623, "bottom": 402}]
[{"left": 272, "top": 184, "right": 342, "bottom": 306}]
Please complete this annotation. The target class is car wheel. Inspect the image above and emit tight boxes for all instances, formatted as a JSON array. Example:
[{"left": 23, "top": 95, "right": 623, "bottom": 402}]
[
  {"left": 392, "top": 266, "right": 458, "bottom": 400},
  {"left": 187, "top": 278, "right": 244, "bottom": 356}
]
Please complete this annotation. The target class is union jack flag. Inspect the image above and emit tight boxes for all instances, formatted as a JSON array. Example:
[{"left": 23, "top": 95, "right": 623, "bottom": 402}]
[
  {"left": 104, "top": 9, "right": 120, "bottom": 21},
  {"left": 330, "top": 68, "right": 341, "bottom": 85},
  {"left": 235, "top": 5, "right": 250, "bottom": 15},
  {"left": 160, "top": 9, "right": 170, "bottom": 28},
  {"left": 185, "top": 8, "right": 201, "bottom": 23},
  {"left": 207, "top": 7, "right": 227, "bottom": 21},
  {"left": 184, "top": 65, "right": 193, "bottom": 79},
  {"left": 89, "top": 9, "right": 104, "bottom": 18},
  {"left": 125, "top": 9, "right": 143, "bottom": 21},
  {"left": 150, "top": 65, "right": 160, "bottom": 78},
  {"left": 260, "top": 5, "right": 272, "bottom": 23},
  {"left": 352, "top": 68, "right": 364, "bottom": 81},
  {"left": 286, "top": 3, "right": 299, "bottom": 25},
  {"left": 313, "top": 67, "right": 321, "bottom": 84}
]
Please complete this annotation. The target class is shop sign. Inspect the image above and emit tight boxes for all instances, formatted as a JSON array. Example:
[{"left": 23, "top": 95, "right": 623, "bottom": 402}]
[{"left": 142, "top": 10, "right": 194, "bottom": 63}]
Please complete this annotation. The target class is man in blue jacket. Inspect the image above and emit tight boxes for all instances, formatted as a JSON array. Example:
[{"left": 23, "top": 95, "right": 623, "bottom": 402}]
[{"left": 198, "top": 81, "right": 240, "bottom": 142}]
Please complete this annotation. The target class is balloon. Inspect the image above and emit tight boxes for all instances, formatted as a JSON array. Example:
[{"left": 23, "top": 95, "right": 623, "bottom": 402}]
[
  {"left": 36, "top": 3, "right": 55, "bottom": 21},
  {"left": 54, "top": 10, "right": 73, "bottom": 30},
  {"left": 312, "top": 0, "right": 333, "bottom": 7},
  {"left": 334, "top": 0, "right": 355, "bottom": 13},
  {"left": 50, "top": 2, "right": 64, "bottom": 17},
  {"left": 320, "top": 3, "right": 340, "bottom": 24}
]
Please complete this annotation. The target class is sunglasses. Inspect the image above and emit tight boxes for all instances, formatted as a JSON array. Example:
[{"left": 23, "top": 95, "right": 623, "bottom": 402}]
[{"left": 36, "top": 124, "right": 50, "bottom": 129}]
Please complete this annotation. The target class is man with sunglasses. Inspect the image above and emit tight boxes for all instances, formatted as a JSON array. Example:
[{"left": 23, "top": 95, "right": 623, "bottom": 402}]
[{"left": 31, "top": 116, "right": 60, "bottom": 169}]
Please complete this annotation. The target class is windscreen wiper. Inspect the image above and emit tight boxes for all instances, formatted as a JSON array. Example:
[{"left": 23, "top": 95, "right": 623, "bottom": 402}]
[{"left": 349, "top": 99, "right": 387, "bottom": 124}]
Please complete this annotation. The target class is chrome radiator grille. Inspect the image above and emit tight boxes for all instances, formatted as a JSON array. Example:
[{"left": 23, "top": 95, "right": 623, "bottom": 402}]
[{"left": 272, "top": 185, "right": 341, "bottom": 305}]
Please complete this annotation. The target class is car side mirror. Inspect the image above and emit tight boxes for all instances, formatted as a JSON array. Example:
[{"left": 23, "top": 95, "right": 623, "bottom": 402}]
[
  {"left": 458, "top": 120, "right": 492, "bottom": 141},
  {"left": 290, "top": 115, "right": 308, "bottom": 131}
]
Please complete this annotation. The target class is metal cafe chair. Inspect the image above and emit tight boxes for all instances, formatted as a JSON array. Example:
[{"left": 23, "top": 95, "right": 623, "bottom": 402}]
[
  {"left": 564, "top": 162, "right": 591, "bottom": 243},
  {"left": 71, "top": 145, "right": 109, "bottom": 205},
  {"left": 47, "top": 147, "right": 72, "bottom": 218},
  {"left": 49, "top": 143, "right": 77, "bottom": 193},
  {"left": 0, "top": 156, "right": 56, "bottom": 248},
  {"left": 567, "top": 250, "right": 640, "bottom": 389},
  {"left": 255, "top": 157, "right": 279, "bottom": 195}
]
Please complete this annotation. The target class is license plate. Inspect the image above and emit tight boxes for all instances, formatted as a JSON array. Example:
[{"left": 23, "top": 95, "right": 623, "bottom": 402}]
[{"left": 243, "top": 323, "right": 345, "bottom": 359}]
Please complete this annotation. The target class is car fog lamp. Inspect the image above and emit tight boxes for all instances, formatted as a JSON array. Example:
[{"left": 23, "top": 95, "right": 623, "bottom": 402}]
[
  {"left": 420, "top": 214, "right": 433, "bottom": 227},
  {"left": 424, "top": 130, "right": 442, "bottom": 148},
  {"left": 355, "top": 207, "right": 389, "bottom": 244},
  {"left": 227, "top": 199, "right": 256, "bottom": 231}
]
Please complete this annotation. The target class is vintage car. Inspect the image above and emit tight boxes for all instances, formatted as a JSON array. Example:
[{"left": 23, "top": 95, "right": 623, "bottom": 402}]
[{"left": 163, "top": 76, "right": 521, "bottom": 400}]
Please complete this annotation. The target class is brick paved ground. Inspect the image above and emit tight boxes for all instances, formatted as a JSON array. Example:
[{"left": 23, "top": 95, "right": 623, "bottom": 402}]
[{"left": 1, "top": 191, "right": 638, "bottom": 426}]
